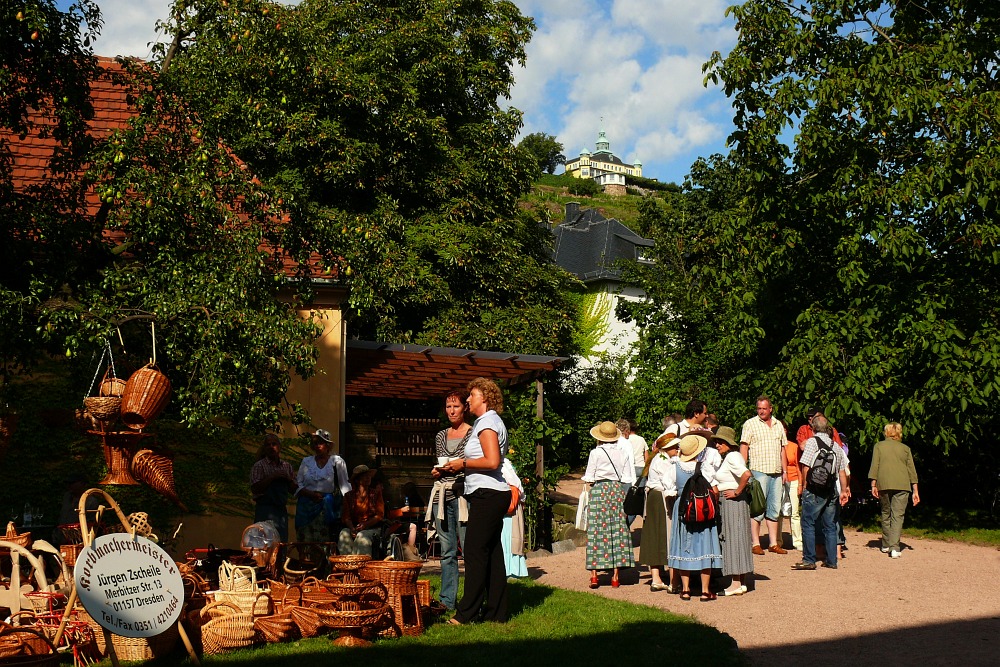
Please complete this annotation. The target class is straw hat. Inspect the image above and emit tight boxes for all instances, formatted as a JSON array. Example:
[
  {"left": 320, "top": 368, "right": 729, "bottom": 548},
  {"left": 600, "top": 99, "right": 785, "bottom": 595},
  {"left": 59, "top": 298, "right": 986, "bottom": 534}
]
[
  {"left": 590, "top": 421, "right": 621, "bottom": 443},
  {"left": 678, "top": 434, "right": 708, "bottom": 462},
  {"left": 711, "top": 426, "right": 738, "bottom": 449}
]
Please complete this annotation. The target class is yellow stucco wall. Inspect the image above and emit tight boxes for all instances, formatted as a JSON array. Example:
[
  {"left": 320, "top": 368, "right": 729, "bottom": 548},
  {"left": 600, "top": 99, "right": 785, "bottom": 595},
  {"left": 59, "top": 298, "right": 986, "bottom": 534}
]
[{"left": 280, "top": 284, "right": 348, "bottom": 455}]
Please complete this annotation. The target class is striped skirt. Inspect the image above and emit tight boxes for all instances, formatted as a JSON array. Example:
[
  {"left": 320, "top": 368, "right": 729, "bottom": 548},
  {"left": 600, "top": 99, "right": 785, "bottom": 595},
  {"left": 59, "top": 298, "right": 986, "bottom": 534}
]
[
  {"left": 719, "top": 493, "right": 754, "bottom": 576},
  {"left": 638, "top": 489, "right": 668, "bottom": 566},
  {"left": 586, "top": 480, "right": 635, "bottom": 570}
]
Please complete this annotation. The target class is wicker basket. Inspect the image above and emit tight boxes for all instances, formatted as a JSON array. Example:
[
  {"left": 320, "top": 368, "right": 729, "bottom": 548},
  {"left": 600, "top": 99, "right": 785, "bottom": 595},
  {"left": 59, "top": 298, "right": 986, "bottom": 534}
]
[
  {"left": 251, "top": 593, "right": 297, "bottom": 643},
  {"left": 120, "top": 364, "right": 171, "bottom": 430},
  {"left": 360, "top": 561, "right": 424, "bottom": 636},
  {"left": 0, "top": 619, "right": 53, "bottom": 657},
  {"left": 59, "top": 543, "right": 84, "bottom": 568},
  {"left": 215, "top": 562, "right": 270, "bottom": 615},
  {"left": 99, "top": 369, "right": 127, "bottom": 398},
  {"left": 92, "top": 430, "right": 151, "bottom": 485},
  {"left": 4, "top": 521, "right": 32, "bottom": 548},
  {"left": 78, "top": 608, "right": 178, "bottom": 661},
  {"left": 198, "top": 600, "right": 256, "bottom": 655},
  {"left": 272, "top": 586, "right": 323, "bottom": 638},
  {"left": 328, "top": 554, "right": 371, "bottom": 583},
  {"left": 131, "top": 449, "right": 187, "bottom": 509},
  {"left": 83, "top": 396, "right": 121, "bottom": 423}
]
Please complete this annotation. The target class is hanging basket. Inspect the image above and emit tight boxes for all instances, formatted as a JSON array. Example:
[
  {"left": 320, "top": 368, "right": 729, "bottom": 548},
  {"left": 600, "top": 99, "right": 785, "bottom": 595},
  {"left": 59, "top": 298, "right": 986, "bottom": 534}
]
[
  {"left": 120, "top": 364, "right": 171, "bottom": 430},
  {"left": 99, "top": 369, "right": 127, "bottom": 398},
  {"left": 83, "top": 396, "right": 121, "bottom": 424}
]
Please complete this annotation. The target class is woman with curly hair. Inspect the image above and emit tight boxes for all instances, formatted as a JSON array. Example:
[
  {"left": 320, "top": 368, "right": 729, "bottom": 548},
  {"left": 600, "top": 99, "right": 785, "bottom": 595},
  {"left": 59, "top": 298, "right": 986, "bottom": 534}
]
[{"left": 439, "top": 377, "right": 511, "bottom": 624}]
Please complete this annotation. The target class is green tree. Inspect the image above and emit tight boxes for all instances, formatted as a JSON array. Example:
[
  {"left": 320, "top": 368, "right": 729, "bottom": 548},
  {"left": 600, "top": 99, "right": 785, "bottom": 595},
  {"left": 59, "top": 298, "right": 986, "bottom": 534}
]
[
  {"left": 518, "top": 132, "right": 566, "bottom": 175},
  {"left": 155, "top": 0, "right": 579, "bottom": 357},
  {"left": 1, "top": 0, "right": 102, "bottom": 400},
  {"left": 567, "top": 177, "right": 599, "bottom": 197},
  {"left": 701, "top": 0, "right": 1000, "bottom": 451},
  {"left": 2, "top": 1, "right": 320, "bottom": 430}
]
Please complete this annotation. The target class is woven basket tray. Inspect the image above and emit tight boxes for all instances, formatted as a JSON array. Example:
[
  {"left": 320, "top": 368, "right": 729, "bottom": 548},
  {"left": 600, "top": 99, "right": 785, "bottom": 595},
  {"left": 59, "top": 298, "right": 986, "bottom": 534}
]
[
  {"left": 0, "top": 620, "right": 54, "bottom": 658},
  {"left": 252, "top": 593, "right": 297, "bottom": 643}
]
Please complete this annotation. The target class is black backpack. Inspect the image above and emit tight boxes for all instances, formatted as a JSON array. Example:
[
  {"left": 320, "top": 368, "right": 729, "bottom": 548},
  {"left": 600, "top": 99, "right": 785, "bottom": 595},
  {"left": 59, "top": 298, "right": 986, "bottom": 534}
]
[
  {"left": 678, "top": 461, "right": 718, "bottom": 531},
  {"left": 807, "top": 436, "right": 837, "bottom": 496}
]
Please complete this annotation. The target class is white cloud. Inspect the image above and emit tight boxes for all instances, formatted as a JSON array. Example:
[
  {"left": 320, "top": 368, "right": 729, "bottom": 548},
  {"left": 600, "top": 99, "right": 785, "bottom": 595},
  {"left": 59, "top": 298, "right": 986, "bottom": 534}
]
[{"left": 90, "top": 0, "right": 171, "bottom": 59}]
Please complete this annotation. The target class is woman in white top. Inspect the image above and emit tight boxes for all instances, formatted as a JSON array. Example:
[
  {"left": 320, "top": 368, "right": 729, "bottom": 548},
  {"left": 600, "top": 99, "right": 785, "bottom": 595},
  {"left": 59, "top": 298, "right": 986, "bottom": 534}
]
[
  {"left": 294, "top": 429, "right": 352, "bottom": 542},
  {"left": 712, "top": 427, "right": 753, "bottom": 596},
  {"left": 582, "top": 421, "right": 634, "bottom": 589},
  {"left": 439, "top": 377, "right": 511, "bottom": 624}
]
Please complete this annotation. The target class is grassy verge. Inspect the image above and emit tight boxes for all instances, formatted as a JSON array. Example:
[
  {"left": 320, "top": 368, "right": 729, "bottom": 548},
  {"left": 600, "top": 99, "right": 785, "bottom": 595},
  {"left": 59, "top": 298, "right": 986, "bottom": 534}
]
[
  {"left": 140, "top": 577, "right": 742, "bottom": 667},
  {"left": 843, "top": 505, "right": 1000, "bottom": 548}
]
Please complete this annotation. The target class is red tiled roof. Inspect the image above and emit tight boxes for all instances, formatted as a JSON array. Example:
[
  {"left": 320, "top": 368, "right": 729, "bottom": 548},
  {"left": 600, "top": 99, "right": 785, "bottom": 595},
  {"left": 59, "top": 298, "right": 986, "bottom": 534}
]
[{"left": 4, "top": 56, "right": 329, "bottom": 280}]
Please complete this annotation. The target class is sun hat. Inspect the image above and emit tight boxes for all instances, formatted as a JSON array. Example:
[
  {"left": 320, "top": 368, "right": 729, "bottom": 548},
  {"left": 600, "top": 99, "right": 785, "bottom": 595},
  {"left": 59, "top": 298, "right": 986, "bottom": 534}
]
[
  {"left": 590, "top": 421, "right": 622, "bottom": 443},
  {"left": 314, "top": 428, "right": 333, "bottom": 443},
  {"left": 352, "top": 464, "right": 370, "bottom": 476},
  {"left": 806, "top": 406, "right": 823, "bottom": 420},
  {"left": 653, "top": 431, "right": 680, "bottom": 451},
  {"left": 678, "top": 434, "right": 708, "bottom": 462},
  {"left": 711, "top": 426, "right": 738, "bottom": 449}
]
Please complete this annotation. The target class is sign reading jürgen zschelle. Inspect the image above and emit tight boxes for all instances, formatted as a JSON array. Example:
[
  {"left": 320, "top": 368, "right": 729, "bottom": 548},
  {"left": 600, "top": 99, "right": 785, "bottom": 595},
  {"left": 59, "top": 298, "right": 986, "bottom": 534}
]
[{"left": 75, "top": 533, "right": 184, "bottom": 637}]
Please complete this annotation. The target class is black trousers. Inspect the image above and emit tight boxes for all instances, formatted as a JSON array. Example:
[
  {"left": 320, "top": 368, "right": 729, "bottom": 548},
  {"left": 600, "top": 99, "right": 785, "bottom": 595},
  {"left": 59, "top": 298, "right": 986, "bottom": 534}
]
[{"left": 455, "top": 487, "right": 512, "bottom": 623}]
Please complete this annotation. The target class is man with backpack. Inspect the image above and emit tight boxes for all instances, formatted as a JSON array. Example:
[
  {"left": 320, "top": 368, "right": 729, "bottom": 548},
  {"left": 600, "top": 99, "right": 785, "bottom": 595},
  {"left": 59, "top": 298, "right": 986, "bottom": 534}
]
[{"left": 792, "top": 415, "right": 850, "bottom": 571}]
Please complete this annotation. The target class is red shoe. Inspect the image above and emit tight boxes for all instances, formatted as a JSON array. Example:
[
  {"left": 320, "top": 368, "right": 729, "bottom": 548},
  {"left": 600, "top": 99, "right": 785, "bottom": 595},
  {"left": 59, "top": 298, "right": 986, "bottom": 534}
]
[
  {"left": 589, "top": 575, "right": 599, "bottom": 589},
  {"left": 611, "top": 576, "right": 620, "bottom": 588}
]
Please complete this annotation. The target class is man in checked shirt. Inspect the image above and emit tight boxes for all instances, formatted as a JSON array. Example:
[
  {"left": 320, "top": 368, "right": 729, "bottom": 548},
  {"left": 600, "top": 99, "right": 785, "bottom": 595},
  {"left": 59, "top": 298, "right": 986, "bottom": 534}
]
[{"left": 739, "top": 395, "right": 789, "bottom": 556}]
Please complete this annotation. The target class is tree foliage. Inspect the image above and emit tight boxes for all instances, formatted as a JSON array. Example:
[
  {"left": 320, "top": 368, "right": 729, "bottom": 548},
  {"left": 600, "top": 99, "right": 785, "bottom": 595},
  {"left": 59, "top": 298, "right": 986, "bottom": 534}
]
[
  {"left": 2, "top": 1, "right": 320, "bottom": 430},
  {"left": 517, "top": 131, "right": 566, "bottom": 175},
  {"left": 683, "top": 0, "right": 1000, "bottom": 451},
  {"left": 155, "top": 0, "right": 579, "bottom": 357}
]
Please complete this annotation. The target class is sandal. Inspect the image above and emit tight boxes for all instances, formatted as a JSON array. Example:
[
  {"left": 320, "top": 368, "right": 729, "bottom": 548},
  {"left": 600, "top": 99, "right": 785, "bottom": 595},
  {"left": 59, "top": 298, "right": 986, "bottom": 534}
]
[
  {"left": 447, "top": 617, "right": 464, "bottom": 625},
  {"left": 700, "top": 592, "right": 718, "bottom": 602},
  {"left": 680, "top": 590, "right": 691, "bottom": 601}
]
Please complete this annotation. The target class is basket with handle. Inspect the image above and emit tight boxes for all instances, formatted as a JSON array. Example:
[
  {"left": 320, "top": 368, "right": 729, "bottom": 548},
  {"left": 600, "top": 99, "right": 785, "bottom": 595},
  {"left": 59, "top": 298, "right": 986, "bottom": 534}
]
[
  {"left": 99, "top": 368, "right": 127, "bottom": 398},
  {"left": 197, "top": 600, "right": 256, "bottom": 655},
  {"left": 215, "top": 562, "right": 270, "bottom": 615},
  {"left": 251, "top": 592, "right": 297, "bottom": 644},
  {"left": 120, "top": 363, "right": 171, "bottom": 430},
  {"left": 0, "top": 622, "right": 59, "bottom": 667},
  {"left": 5, "top": 521, "right": 32, "bottom": 549},
  {"left": 273, "top": 585, "right": 322, "bottom": 638}
]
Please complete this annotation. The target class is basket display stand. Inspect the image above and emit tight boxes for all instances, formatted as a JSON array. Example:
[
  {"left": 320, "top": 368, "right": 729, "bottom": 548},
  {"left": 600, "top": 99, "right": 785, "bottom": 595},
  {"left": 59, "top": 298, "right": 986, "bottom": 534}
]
[
  {"left": 86, "top": 431, "right": 152, "bottom": 485},
  {"left": 51, "top": 488, "right": 200, "bottom": 667}
]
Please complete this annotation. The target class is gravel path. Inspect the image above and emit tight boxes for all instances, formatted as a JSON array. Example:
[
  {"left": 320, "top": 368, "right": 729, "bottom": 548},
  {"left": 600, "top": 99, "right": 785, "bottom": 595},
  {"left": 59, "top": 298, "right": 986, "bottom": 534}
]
[{"left": 517, "top": 474, "right": 1000, "bottom": 665}]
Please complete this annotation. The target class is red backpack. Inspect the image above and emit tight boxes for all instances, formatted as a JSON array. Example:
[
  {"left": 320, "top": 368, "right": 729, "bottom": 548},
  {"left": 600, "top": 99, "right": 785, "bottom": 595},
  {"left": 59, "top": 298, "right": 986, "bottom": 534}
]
[{"left": 678, "top": 461, "right": 718, "bottom": 530}]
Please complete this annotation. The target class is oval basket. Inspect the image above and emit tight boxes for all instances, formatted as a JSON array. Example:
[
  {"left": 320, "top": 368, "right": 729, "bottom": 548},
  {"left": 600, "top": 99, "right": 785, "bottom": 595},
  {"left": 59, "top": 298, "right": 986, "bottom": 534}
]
[
  {"left": 120, "top": 364, "right": 171, "bottom": 430},
  {"left": 83, "top": 396, "right": 121, "bottom": 423},
  {"left": 198, "top": 601, "right": 256, "bottom": 655}
]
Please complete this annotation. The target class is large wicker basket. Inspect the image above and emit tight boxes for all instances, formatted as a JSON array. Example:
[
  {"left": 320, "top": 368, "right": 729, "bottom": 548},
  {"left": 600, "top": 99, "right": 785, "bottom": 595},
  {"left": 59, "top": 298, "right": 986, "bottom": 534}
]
[
  {"left": 215, "top": 562, "right": 270, "bottom": 615},
  {"left": 78, "top": 608, "right": 178, "bottom": 661},
  {"left": 360, "top": 561, "right": 424, "bottom": 637},
  {"left": 120, "top": 364, "right": 171, "bottom": 430},
  {"left": 197, "top": 601, "right": 256, "bottom": 655}
]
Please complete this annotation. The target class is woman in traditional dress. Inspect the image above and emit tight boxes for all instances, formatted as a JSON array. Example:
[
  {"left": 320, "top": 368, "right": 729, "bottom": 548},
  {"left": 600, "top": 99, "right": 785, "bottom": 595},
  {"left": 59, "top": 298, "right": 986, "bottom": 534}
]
[
  {"left": 712, "top": 426, "right": 753, "bottom": 596},
  {"left": 640, "top": 431, "right": 681, "bottom": 592},
  {"left": 666, "top": 433, "right": 723, "bottom": 601},
  {"left": 582, "top": 420, "right": 634, "bottom": 588}
]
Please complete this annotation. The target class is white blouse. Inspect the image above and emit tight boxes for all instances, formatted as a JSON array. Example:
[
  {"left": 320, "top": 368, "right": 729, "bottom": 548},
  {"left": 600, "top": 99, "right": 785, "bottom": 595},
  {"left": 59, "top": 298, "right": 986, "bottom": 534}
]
[
  {"left": 647, "top": 452, "right": 678, "bottom": 496},
  {"left": 582, "top": 444, "right": 631, "bottom": 484},
  {"left": 295, "top": 455, "right": 352, "bottom": 496},
  {"left": 655, "top": 447, "right": 723, "bottom": 494},
  {"left": 715, "top": 451, "right": 749, "bottom": 492}
]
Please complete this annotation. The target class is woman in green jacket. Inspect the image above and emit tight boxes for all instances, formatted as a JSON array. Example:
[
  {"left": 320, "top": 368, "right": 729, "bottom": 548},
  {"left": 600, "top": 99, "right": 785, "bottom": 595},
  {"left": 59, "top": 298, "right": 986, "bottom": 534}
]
[{"left": 868, "top": 422, "right": 920, "bottom": 559}]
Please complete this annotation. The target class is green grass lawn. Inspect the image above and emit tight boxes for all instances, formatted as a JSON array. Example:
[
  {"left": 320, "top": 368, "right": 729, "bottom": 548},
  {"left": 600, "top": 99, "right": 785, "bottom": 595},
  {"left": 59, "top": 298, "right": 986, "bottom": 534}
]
[{"left": 138, "top": 577, "right": 742, "bottom": 667}]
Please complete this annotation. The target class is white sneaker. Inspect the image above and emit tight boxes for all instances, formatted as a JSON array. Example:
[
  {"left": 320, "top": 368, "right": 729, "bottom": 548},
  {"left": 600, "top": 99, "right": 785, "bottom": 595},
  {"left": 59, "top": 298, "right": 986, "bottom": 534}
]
[
  {"left": 880, "top": 547, "right": 890, "bottom": 553},
  {"left": 889, "top": 550, "right": 901, "bottom": 559}
]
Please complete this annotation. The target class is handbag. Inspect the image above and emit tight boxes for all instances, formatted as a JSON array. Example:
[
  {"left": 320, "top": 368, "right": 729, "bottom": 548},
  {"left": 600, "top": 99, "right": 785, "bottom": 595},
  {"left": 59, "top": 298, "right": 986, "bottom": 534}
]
[
  {"left": 622, "top": 476, "right": 647, "bottom": 516},
  {"left": 747, "top": 476, "right": 766, "bottom": 518}
]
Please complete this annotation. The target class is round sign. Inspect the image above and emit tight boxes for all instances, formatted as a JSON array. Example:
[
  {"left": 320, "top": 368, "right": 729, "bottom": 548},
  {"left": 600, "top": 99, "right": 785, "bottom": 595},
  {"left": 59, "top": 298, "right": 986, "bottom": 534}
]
[{"left": 74, "top": 533, "right": 184, "bottom": 638}]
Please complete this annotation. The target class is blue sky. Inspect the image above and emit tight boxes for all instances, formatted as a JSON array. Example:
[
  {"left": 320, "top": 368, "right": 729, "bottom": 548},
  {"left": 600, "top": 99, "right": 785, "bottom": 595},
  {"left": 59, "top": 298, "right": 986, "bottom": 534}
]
[{"left": 65, "top": 0, "right": 738, "bottom": 185}]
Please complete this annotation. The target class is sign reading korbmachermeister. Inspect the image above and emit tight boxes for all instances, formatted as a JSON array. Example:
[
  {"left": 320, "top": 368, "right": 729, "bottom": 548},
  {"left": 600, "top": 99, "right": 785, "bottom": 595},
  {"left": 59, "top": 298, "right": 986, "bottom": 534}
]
[{"left": 75, "top": 534, "right": 184, "bottom": 638}]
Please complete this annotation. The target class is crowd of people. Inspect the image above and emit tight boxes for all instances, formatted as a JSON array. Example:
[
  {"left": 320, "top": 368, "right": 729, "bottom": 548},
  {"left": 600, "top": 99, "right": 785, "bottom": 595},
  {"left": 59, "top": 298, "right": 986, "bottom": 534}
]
[
  {"left": 248, "top": 377, "right": 527, "bottom": 623},
  {"left": 581, "top": 396, "right": 921, "bottom": 598}
]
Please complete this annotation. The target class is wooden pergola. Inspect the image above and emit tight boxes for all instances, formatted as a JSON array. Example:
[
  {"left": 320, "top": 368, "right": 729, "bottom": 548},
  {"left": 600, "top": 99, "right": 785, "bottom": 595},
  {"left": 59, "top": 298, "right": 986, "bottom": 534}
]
[{"left": 345, "top": 340, "right": 566, "bottom": 401}]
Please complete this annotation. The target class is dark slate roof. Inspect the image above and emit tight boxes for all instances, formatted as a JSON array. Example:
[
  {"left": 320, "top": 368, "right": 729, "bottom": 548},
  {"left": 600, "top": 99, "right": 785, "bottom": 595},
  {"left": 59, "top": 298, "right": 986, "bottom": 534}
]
[
  {"left": 552, "top": 203, "right": 654, "bottom": 283},
  {"left": 591, "top": 151, "right": 626, "bottom": 166}
]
